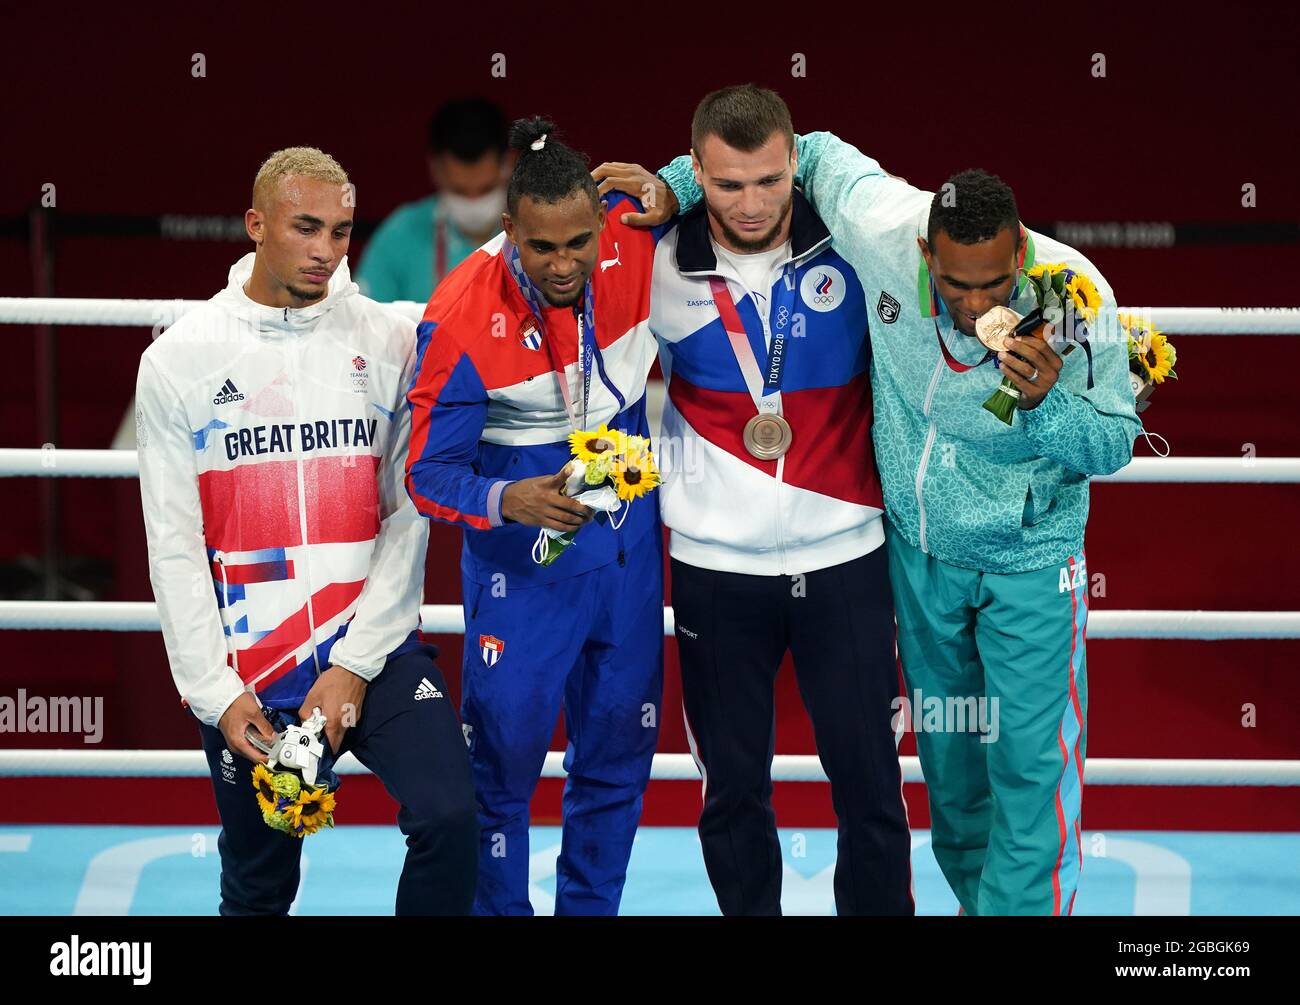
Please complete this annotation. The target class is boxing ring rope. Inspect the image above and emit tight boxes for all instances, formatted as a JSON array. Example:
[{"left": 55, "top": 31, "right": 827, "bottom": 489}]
[
  {"left": 0, "top": 299, "right": 1295, "bottom": 789},
  {"left": 1, "top": 600, "right": 1298, "bottom": 640},
  {"left": 0, "top": 749, "right": 1296, "bottom": 786},
  {"left": 1, "top": 299, "right": 1299, "bottom": 333},
  {"left": 4, "top": 448, "right": 1299, "bottom": 483}
]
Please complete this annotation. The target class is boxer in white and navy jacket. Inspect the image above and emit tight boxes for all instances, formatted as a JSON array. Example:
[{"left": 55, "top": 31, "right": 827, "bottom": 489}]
[{"left": 645, "top": 86, "right": 912, "bottom": 916}]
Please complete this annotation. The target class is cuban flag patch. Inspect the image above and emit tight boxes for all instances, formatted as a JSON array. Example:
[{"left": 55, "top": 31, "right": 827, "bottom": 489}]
[
  {"left": 518, "top": 320, "right": 541, "bottom": 351},
  {"left": 480, "top": 634, "right": 505, "bottom": 667}
]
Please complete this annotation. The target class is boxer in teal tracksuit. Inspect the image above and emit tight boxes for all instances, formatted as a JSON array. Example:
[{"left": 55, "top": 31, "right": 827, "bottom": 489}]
[{"left": 656, "top": 132, "right": 1141, "bottom": 914}]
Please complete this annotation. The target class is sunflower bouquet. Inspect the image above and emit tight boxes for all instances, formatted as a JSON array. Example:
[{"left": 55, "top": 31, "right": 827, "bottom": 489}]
[
  {"left": 253, "top": 763, "right": 336, "bottom": 838},
  {"left": 249, "top": 709, "right": 337, "bottom": 839},
  {"left": 981, "top": 262, "right": 1103, "bottom": 425},
  {"left": 532, "top": 423, "right": 660, "bottom": 567},
  {"left": 1119, "top": 312, "right": 1178, "bottom": 413}
]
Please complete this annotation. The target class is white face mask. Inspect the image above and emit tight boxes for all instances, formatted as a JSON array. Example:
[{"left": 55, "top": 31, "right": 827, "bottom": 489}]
[{"left": 442, "top": 188, "right": 506, "bottom": 236}]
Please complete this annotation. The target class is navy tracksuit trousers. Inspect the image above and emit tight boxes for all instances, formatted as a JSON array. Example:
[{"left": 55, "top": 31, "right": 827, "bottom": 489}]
[
  {"left": 197, "top": 644, "right": 478, "bottom": 915},
  {"left": 671, "top": 547, "right": 914, "bottom": 916}
]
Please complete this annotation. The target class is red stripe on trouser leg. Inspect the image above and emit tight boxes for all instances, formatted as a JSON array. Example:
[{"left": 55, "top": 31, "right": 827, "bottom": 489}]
[
  {"left": 1050, "top": 555, "right": 1082, "bottom": 916},
  {"left": 1052, "top": 734, "right": 1068, "bottom": 915},
  {"left": 1066, "top": 550, "right": 1087, "bottom": 916}
]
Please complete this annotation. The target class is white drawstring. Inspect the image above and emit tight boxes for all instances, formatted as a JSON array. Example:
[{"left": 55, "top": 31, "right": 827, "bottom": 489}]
[
  {"left": 531, "top": 499, "right": 629, "bottom": 564},
  {"left": 1140, "top": 430, "right": 1172, "bottom": 457},
  {"left": 608, "top": 499, "right": 628, "bottom": 530}
]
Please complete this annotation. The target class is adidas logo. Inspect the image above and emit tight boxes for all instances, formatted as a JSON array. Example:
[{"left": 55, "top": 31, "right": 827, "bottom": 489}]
[
  {"left": 414, "top": 677, "right": 443, "bottom": 701},
  {"left": 212, "top": 378, "right": 245, "bottom": 405}
]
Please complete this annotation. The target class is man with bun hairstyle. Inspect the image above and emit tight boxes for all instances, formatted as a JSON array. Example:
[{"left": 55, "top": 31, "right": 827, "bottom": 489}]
[{"left": 405, "top": 117, "right": 670, "bottom": 916}]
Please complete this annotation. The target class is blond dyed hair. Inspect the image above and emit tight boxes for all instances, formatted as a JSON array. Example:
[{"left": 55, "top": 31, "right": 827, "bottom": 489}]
[{"left": 252, "top": 146, "right": 350, "bottom": 210}]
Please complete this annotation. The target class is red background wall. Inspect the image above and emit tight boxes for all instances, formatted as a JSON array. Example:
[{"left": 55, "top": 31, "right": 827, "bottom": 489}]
[{"left": 1, "top": 3, "right": 1297, "bottom": 829}]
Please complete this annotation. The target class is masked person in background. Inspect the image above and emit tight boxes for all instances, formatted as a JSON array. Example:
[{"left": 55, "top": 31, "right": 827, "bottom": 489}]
[{"left": 358, "top": 97, "right": 513, "bottom": 302}]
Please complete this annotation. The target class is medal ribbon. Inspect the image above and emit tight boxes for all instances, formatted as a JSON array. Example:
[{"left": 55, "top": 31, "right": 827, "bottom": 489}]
[
  {"left": 934, "top": 314, "right": 997, "bottom": 373},
  {"left": 1065, "top": 313, "right": 1097, "bottom": 390},
  {"left": 708, "top": 263, "right": 798, "bottom": 417}
]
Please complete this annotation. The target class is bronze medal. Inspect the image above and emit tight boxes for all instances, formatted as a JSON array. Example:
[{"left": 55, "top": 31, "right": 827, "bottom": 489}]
[
  {"left": 743, "top": 413, "right": 793, "bottom": 460},
  {"left": 974, "top": 305, "right": 1022, "bottom": 352}
]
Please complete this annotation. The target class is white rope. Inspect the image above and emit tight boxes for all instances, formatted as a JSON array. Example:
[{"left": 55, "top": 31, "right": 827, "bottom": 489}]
[
  {"left": 0, "top": 448, "right": 139, "bottom": 478},
  {"left": 5, "top": 448, "right": 1299, "bottom": 484},
  {"left": 0, "top": 749, "right": 1295, "bottom": 786},
  {"left": 0, "top": 298, "right": 424, "bottom": 327},
  {"left": 0, "top": 601, "right": 1297, "bottom": 639},
  {"left": 1085, "top": 610, "right": 1300, "bottom": 640},
  {"left": 1110, "top": 307, "right": 1300, "bottom": 335},
  {"left": 1093, "top": 457, "right": 1300, "bottom": 483},
  {"left": 2, "top": 298, "right": 1298, "bottom": 333}
]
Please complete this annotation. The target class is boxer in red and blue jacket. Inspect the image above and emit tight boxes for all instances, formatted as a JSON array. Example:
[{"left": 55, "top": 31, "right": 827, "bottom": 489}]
[{"left": 405, "top": 117, "right": 669, "bottom": 915}]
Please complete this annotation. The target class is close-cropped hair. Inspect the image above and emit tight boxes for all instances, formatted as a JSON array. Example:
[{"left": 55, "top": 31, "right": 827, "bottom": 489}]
[{"left": 252, "top": 147, "right": 349, "bottom": 210}]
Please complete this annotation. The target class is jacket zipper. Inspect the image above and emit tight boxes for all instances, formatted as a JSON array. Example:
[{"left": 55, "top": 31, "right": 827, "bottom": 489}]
[
  {"left": 915, "top": 352, "right": 946, "bottom": 554},
  {"left": 288, "top": 340, "right": 320, "bottom": 674},
  {"left": 768, "top": 253, "right": 805, "bottom": 573}
]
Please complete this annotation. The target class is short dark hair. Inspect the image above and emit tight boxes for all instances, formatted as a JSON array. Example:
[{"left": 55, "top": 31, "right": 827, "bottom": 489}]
[
  {"left": 927, "top": 169, "right": 1020, "bottom": 247},
  {"left": 691, "top": 84, "right": 794, "bottom": 156},
  {"left": 428, "top": 98, "right": 508, "bottom": 162},
  {"left": 505, "top": 116, "right": 599, "bottom": 215}
]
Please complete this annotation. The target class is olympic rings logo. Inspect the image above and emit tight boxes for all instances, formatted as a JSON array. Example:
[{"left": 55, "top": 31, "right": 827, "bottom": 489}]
[{"left": 799, "top": 265, "right": 846, "bottom": 313}]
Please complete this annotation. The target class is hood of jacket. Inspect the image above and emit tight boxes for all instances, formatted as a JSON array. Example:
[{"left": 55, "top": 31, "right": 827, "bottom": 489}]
[{"left": 212, "top": 252, "right": 358, "bottom": 337}]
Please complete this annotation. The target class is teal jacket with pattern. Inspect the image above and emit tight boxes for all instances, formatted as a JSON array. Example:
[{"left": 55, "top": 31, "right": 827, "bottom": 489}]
[{"left": 659, "top": 132, "right": 1141, "bottom": 574}]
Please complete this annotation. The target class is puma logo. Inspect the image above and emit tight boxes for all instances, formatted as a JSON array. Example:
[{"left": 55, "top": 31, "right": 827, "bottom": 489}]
[{"left": 600, "top": 242, "right": 621, "bottom": 272}]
